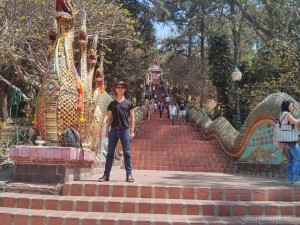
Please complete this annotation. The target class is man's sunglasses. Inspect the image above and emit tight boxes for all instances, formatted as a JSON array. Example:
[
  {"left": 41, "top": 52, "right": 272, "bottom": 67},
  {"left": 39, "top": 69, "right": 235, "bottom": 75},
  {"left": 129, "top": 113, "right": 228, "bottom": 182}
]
[{"left": 116, "top": 86, "right": 125, "bottom": 89}]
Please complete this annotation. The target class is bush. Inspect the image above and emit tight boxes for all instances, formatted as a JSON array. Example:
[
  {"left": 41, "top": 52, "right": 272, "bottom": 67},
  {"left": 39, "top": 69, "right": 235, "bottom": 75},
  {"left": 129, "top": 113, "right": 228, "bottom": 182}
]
[{"left": 0, "top": 183, "right": 9, "bottom": 192}]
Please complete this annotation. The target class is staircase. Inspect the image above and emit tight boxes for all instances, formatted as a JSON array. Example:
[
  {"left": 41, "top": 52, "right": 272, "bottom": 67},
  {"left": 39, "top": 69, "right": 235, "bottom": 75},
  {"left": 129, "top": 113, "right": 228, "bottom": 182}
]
[
  {"left": 131, "top": 114, "right": 234, "bottom": 173},
  {"left": 134, "top": 76, "right": 234, "bottom": 172},
  {"left": 0, "top": 78, "right": 299, "bottom": 224},
  {"left": 0, "top": 180, "right": 299, "bottom": 224}
]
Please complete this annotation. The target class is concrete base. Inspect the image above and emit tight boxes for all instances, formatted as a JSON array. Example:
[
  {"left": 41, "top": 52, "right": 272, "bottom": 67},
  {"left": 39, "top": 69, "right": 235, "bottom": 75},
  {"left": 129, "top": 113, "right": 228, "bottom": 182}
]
[
  {"left": 9, "top": 146, "right": 96, "bottom": 184},
  {"left": 234, "top": 162, "right": 286, "bottom": 178},
  {"left": 13, "top": 164, "right": 94, "bottom": 183}
]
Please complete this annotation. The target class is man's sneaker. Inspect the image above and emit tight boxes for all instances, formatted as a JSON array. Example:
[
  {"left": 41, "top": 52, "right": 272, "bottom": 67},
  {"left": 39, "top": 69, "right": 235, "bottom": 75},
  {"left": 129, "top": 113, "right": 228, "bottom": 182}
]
[
  {"left": 98, "top": 175, "right": 109, "bottom": 182},
  {"left": 126, "top": 175, "right": 134, "bottom": 183}
]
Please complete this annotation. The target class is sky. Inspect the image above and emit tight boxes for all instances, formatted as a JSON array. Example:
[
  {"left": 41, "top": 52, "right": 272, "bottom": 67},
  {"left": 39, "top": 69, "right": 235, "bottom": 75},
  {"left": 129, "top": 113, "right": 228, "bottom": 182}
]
[{"left": 154, "top": 22, "right": 175, "bottom": 40}]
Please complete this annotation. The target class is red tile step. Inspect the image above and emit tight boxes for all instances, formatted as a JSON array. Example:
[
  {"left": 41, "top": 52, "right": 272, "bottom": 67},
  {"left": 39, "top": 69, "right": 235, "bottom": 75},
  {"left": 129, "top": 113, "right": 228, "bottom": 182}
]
[
  {"left": 5, "top": 208, "right": 283, "bottom": 225},
  {"left": 0, "top": 191, "right": 300, "bottom": 217},
  {"left": 58, "top": 183, "right": 300, "bottom": 202},
  {"left": 132, "top": 166, "right": 234, "bottom": 173}
]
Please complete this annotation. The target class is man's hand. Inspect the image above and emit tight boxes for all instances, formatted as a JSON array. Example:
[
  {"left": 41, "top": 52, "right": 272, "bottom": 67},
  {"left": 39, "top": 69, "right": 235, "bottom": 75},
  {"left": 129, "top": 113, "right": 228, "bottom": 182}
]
[{"left": 130, "top": 131, "right": 135, "bottom": 140}]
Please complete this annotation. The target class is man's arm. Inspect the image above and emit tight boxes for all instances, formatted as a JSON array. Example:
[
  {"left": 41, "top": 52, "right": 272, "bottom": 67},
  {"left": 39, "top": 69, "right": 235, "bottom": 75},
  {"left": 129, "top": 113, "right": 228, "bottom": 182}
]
[{"left": 129, "top": 108, "right": 135, "bottom": 139}]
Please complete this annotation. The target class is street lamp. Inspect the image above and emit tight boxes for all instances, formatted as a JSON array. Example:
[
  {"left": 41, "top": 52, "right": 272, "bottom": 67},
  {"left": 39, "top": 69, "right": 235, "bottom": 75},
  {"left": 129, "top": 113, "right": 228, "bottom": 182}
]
[
  {"left": 165, "top": 81, "right": 170, "bottom": 95},
  {"left": 231, "top": 67, "right": 242, "bottom": 131},
  {"left": 140, "top": 83, "right": 144, "bottom": 105},
  {"left": 184, "top": 84, "right": 188, "bottom": 91},
  {"left": 184, "top": 84, "right": 188, "bottom": 101}
]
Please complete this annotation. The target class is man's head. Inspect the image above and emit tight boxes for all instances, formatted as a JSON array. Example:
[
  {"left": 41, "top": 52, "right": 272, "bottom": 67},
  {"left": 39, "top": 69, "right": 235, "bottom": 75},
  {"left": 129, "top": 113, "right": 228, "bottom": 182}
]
[{"left": 112, "top": 81, "right": 129, "bottom": 95}]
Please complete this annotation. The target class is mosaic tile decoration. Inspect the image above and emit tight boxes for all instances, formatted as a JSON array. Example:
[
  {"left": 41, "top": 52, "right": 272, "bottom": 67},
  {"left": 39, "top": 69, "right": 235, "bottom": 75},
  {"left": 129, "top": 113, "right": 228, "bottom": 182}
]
[{"left": 238, "top": 123, "right": 283, "bottom": 164}]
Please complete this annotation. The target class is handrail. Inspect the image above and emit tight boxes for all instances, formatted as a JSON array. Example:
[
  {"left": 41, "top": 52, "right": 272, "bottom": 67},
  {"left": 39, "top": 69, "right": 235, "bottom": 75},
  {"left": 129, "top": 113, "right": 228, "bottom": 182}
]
[{"left": 187, "top": 92, "right": 297, "bottom": 159}]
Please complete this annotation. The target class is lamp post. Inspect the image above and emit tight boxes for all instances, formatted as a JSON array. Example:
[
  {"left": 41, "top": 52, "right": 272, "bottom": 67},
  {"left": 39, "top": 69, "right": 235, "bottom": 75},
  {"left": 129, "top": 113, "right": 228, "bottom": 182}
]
[
  {"left": 140, "top": 83, "right": 144, "bottom": 105},
  {"left": 165, "top": 81, "right": 170, "bottom": 95},
  {"left": 184, "top": 84, "right": 188, "bottom": 101},
  {"left": 231, "top": 67, "right": 242, "bottom": 131}
]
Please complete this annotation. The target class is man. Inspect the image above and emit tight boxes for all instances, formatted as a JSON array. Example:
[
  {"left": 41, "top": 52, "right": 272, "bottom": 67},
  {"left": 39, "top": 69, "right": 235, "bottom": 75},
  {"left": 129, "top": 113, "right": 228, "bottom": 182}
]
[
  {"left": 158, "top": 101, "right": 164, "bottom": 119},
  {"left": 98, "top": 81, "right": 135, "bottom": 182},
  {"left": 178, "top": 100, "right": 186, "bottom": 124},
  {"left": 169, "top": 101, "right": 177, "bottom": 125}
]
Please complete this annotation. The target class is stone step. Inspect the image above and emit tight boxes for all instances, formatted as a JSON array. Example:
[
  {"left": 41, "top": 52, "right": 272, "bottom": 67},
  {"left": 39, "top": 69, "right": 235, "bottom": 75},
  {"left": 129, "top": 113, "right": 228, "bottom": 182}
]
[
  {"left": 131, "top": 140, "right": 218, "bottom": 145},
  {"left": 0, "top": 193, "right": 299, "bottom": 217},
  {"left": 132, "top": 160, "right": 232, "bottom": 167},
  {"left": 131, "top": 145, "right": 220, "bottom": 150},
  {"left": 2, "top": 207, "right": 297, "bottom": 225},
  {"left": 60, "top": 183, "right": 299, "bottom": 201},
  {"left": 131, "top": 142, "right": 222, "bottom": 149},
  {"left": 133, "top": 135, "right": 202, "bottom": 140},
  {"left": 131, "top": 156, "right": 229, "bottom": 162},
  {"left": 131, "top": 151, "right": 228, "bottom": 157},
  {"left": 132, "top": 166, "right": 235, "bottom": 173}
]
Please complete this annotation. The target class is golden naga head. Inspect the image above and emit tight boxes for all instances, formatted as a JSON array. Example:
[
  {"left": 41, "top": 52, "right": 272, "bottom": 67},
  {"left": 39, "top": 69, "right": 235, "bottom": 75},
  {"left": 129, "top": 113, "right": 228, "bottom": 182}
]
[
  {"left": 78, "top": 11, "right": 87, "bottom": 48},
  {"left": 95, "top": 68, "right": 104, "bottom": 83},
  {"left": 55, "top": 0, "right": 76, "bottom": 22},
  {"left": 79, "top": 30, "right": 87, "bottom": 45},
  {"left": 89, "top": 48, "right": 97, "bottom": 65}
]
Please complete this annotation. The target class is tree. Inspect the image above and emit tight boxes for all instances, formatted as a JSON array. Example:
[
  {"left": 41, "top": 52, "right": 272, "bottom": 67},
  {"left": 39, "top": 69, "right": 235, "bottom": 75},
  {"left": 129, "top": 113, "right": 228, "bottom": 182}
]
[
  {"left": 0, "top": 0, "right": 156, "bottom": 119},
  {"left": 208, "top": 34, "right": 233, "bottom": 120},
  {"left": 155, "top": 0, "right": 300, "bottom": 124},
  {"left": 107, "top": 0, "right": 157, "bottom": 95}
]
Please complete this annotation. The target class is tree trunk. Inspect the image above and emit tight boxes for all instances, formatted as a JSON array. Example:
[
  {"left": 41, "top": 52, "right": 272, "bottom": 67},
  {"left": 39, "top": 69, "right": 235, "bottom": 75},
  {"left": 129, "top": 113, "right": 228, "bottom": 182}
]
[
  {"left": 200, "top": 3, "right": 205, "bottom": 59},
  {"left": 228, "top": 0, "right": 239, "bottom": 66},
  {"left": 188, "top": 35, "right": 192, "bottom": 58},
  {"left": 0, "top": 83, "right": 8, "bottom": 120}
]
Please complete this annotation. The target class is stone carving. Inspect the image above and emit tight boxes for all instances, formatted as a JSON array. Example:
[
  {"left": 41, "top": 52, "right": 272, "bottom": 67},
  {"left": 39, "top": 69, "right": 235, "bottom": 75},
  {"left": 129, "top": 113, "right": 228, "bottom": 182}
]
[
  {"left": 240, "top": 147, "right": 279, "bottom": 163},
  {"left": 187, "top": 92, "right": 298, "bottom": 159},
  {"left": 34, "top": 0, "right": 108, "bottom": 152}
]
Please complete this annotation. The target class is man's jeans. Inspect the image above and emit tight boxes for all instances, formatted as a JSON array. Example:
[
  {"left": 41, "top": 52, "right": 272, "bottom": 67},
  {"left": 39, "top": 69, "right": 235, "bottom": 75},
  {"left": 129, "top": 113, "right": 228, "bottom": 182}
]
[
  {"left": 104, "top": 128, "right": 132, "bottom": 177},
  {"left": 286, "top": 142, "right": 300, "bottom": 181},
  {"left": 170, "top": 114, "right": 176, "bottom": 125}
]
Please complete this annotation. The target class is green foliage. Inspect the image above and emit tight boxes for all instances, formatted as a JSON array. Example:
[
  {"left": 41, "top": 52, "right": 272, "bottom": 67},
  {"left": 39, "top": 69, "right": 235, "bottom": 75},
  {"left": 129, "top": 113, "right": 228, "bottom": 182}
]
[
  {"left": 0, "top": 183, "right": 9, "bottom": 192},
  {"left": 208, "top": 33, "right": 233, "bottom": 120},
  {"left": 109, "top": 0, "right": 156, "bottom": 97},
  {"left": 240, "top": 38, "right": 300, "bottom": 115},
  {"left": 0, "top": 0, "right": 157, "bottom": 119}
]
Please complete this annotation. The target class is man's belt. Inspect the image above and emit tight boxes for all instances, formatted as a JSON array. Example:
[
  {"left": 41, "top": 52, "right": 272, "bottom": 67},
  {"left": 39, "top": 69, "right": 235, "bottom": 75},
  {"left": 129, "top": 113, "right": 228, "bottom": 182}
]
[{"left": 112, "top": 126, "right": 128, "bottom": 131}]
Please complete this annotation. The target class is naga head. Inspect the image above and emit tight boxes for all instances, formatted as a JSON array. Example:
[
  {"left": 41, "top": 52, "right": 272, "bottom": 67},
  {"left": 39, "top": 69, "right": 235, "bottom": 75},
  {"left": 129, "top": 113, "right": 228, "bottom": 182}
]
[
  {"left": 89, "top": 48, "right": 97, "bottom": 65},
  {"left": 56, "top": 0, "right": 75, "bottom": 23},
  {"left": 95, "top": 68, "right": 104, "bottom": 83},
  {"left": 79, "top": 29, "right": 87, "bottom": 41},
  {"left": 78, "top": 11, "right": 87, "bottom": 51}
]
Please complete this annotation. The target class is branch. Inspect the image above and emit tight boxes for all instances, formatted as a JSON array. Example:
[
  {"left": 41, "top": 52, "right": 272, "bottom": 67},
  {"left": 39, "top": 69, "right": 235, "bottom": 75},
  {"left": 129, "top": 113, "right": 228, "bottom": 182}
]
[
  {"left": 0, "top": 19, "right": 8, "bottom": 42},
  {"left": 8, "top": 52, "right": 41, "bottom": 91},
  {"left": 234, "top": 0, "right": 272, "bottom": 42},
  {"left": 0, "top": 75, "right": 30, "bottom": 102}
]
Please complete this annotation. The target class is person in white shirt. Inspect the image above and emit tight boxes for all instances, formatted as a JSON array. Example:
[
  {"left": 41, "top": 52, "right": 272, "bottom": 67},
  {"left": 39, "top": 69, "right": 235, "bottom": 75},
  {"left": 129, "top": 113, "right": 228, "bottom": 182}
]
[
  {"left": 280, "top": 100, "right": 300, "bottom": 187},
  {"left": 148, "top": 100, "right": 155, "bottom": 120},
  {"left": 169, "top": 101, "right": 177, "bottom": 125}
]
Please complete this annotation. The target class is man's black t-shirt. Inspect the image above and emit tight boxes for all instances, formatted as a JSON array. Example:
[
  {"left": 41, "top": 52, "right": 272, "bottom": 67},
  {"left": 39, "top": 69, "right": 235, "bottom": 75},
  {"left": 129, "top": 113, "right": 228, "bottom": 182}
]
[
  {"left": 179, "top": 103, "right": 186, "bottom": 111},
  {"left": 107, "top": 99, "right": 134, "bottom": 129},
  {"left": 158, "top": 103, "right": 163, "bottom": 111}
]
